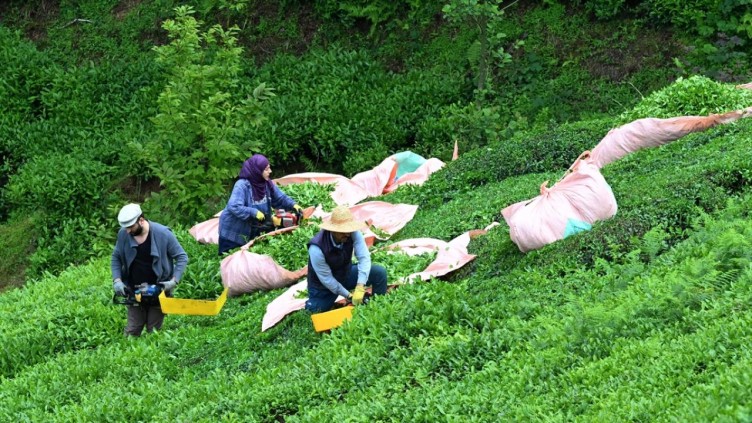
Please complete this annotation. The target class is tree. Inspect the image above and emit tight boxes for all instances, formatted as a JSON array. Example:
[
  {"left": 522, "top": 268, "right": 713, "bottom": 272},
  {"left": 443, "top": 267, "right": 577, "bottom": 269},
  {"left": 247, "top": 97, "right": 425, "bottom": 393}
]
[
  {"left": 443, "top": 0, "right": 520, "bottom": 106},
  {"left": 132, "top": 6, "right": 274, "bottom": 222}
]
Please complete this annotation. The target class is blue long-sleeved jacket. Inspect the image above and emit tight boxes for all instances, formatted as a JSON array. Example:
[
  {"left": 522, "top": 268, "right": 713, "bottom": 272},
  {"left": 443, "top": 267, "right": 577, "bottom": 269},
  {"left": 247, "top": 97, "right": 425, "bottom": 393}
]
[{"left": 218, "top": 179, "right": 296, "bottom": 245}]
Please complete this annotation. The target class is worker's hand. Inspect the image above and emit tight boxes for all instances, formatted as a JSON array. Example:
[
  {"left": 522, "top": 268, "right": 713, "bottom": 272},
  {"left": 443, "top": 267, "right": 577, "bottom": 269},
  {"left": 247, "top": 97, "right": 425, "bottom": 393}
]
[
  {"left": 272, "top": 215, "right": 282, "bottom": 227},
  {"left": 113, "top": 280, "right": 126, "bottom": 296},
  {"left": 293, "top": 204, "right": 303, "bottom": 213},
  {"left": 159, "top": 280, "right": 177, "bottom": 293},
  {"left": 351, "top": 284, "right": 366, "bottom": 306},
  {"left": 255, "top": 210, "right": 265, "bottom": 221}
]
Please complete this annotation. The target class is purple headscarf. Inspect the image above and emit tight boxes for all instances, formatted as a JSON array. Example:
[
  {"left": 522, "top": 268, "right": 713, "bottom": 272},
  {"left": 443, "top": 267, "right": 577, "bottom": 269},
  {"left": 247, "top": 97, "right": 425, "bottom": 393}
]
[{"left": 239, "top": 154, "right": 275, "bottom": 201}]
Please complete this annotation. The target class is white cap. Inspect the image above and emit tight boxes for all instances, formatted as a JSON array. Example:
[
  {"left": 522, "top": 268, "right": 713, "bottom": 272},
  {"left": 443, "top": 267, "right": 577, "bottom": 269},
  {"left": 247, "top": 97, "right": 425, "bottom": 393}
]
[{"left": 118, "top": 203, "right": 142, "bottom": 228}]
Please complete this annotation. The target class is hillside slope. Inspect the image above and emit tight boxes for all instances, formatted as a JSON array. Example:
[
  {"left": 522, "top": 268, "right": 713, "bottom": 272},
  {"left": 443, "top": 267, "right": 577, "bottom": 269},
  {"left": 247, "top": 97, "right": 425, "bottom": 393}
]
[{"left": 1, "top": 78, "right": 752, "bottom": 421}]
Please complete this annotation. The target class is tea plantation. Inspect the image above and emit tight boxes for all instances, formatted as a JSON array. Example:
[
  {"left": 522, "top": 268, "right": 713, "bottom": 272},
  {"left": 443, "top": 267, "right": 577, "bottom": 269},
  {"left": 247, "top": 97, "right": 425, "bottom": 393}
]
[{"left": 2, "top": 0, "right": 752, "bottom": 420}]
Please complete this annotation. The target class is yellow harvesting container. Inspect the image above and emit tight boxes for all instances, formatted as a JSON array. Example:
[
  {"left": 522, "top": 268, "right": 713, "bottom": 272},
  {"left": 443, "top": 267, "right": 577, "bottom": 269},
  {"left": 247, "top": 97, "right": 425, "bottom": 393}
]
[
  {"left": 158, "top": 287, "right": 228, "bottom": 316},
  {"left": 311, "top": 306, "right": 354, "bottom": 332}
]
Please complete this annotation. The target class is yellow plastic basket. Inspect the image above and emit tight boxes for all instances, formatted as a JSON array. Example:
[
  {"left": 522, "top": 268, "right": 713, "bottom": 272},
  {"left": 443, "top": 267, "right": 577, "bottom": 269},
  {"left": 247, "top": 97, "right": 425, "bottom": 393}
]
[
  {"left": 311, "top": 306, "right": 354, "bottom": 332},
  {"left": 158, "top": 287, "right": 228, "bottom": 316}
]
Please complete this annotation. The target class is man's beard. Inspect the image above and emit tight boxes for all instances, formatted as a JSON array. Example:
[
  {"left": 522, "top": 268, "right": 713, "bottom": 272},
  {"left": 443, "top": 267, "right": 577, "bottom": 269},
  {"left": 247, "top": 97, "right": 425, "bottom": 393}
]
[{"left": 130, "top": 223, "right": 144, "bottom": 236}]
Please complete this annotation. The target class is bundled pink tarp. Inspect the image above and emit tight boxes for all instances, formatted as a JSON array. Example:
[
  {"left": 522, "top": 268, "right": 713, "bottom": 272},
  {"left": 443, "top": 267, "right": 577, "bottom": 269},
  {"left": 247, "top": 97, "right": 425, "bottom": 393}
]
[
  {"left": 310, "top": 201, "right": 419, "bottom": 243},
  {"left": 189, "top": 211, "right": 222, "bottom": 244},
  {"left": 221, "top": 251, "right": 307, "bottom": 296},
  {"left": 220, "top": 226, "right": 308, "bottom": 296},
  {"left": 260, "top": 225, "right": 491, "bottom": 331},
  {"left": 589, "top": 108, "right": 752, "bottom": 168},
  {"left": 501, "top": 154, "right": 617, "bottom": 253}
]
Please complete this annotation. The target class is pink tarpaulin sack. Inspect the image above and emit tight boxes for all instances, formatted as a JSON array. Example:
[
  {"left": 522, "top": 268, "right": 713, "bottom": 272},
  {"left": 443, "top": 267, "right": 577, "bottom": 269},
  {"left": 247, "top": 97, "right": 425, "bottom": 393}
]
[
  {"left": 350, "top": 157, "right": 398, "bottom": 198},
  {"left": 501, "top": 154, "right": 617, "bottom": 253},
  {"left": 189, "top": 211, "right": 222, "bottom": 244},
  {"left": 274, "top": 172, "right": 372, "bottom": 206},
  {"left": 590, "top": 108, "right": 752, "bottom": 168},
  {"left": 383, "top": 158, "right": 446, "bottom": 193},
  {"left": 220, "top": 250, "right": 307, "bottom": 297}
]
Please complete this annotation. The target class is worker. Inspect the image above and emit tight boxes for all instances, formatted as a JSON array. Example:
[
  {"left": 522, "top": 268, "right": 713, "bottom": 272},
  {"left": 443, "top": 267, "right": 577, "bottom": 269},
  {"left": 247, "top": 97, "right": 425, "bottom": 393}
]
[
  {"left": 218, "top": 154, "right": 303, "bottom": 255},
  {"left": 305, "top": 205, "right": 388, "bottom": 312},
  {"left": 111, "top": 203, "right": 188, "bottom": 336}
]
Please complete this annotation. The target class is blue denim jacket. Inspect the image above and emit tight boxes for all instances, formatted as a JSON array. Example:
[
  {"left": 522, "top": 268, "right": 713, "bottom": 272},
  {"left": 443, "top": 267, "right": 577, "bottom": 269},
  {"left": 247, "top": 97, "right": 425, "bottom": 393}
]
[{"left": 218, "top": 179, "right": 296, "bottom": 245}]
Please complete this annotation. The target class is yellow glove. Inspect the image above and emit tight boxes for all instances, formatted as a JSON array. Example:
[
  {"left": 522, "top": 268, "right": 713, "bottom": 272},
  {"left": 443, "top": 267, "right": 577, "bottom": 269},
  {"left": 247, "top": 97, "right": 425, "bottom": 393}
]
[
  {"left": 351, "top": 284, "right": 366, "bottom": 306},
  {"left": 272, "top": 215, "right": 282, "bottom": 227},
  {"left": 256, "top": 211, "right": 265, "bottom": 221},
  {"left": 293, "top": 204, "right": 303, "bottom": 212}
]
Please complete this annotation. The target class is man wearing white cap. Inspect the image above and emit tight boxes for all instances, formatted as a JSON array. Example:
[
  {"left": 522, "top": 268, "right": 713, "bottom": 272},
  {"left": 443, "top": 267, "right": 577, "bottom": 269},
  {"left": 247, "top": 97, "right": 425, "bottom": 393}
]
[
  {"left": 306, "top": 205, "right": 387, "bottom": 313},
  {"left": 111, "top": 203, "right": 188, "bottom": 336}
]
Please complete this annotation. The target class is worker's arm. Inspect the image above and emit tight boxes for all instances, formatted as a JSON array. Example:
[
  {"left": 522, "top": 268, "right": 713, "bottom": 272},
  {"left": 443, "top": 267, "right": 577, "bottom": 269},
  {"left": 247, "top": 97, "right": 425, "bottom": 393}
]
[
  {"left": 270, "top": 183, "right": 296, "bottom": 210},
  {"left": 111, "top": 230, "right": 125, "bottom": 282},
  {"left": 308, "top": 245, "right": 351, "bottom": 298},
  {"left": 351, "top": 231, "right": 371, "bottom": 286},
  {"left": 226, "top": 180, "right": 258, "bottom": 220}
]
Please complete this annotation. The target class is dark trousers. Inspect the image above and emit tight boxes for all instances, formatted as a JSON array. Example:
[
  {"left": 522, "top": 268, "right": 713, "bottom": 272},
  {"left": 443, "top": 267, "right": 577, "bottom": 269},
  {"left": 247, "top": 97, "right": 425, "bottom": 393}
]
[
  {"left": 125, "top": 305, "right": 165, "bottom": 336},
  {"left": 218, "top": 236, "right": 243, "bottom": 256},
  {"left": 305, "top": 264, "right": 388, "bottom": 313}
]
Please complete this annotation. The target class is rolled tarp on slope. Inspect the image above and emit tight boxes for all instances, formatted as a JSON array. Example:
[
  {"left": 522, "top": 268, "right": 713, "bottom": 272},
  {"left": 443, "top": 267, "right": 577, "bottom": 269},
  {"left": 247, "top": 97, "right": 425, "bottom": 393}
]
[
  {"left": 589, "top": 107, "right": 752, "bottom": 168},
  {"left": 502, "top": 107, "right": 752, "bottom": 253}
]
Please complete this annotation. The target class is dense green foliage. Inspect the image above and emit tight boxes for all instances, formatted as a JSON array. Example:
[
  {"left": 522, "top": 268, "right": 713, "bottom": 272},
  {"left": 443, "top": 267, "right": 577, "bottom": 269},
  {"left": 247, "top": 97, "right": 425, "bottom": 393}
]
[{"left": 2, "top": 0, "right": 752, "bottom": 420}]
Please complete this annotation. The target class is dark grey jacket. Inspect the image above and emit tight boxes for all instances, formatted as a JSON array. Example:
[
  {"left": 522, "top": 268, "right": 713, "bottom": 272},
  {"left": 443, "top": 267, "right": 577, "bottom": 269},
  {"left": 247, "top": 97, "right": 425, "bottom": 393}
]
[{"left": 111, "top": 221, "right": 188, "bottom": 284}]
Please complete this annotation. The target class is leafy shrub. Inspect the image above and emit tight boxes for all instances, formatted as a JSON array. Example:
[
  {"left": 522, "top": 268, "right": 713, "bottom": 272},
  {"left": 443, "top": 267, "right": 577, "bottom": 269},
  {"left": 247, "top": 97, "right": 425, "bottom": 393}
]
[
  {"left": 415, "top": 103, "right": 503, "bottom": 159},
  {"left": 620, "top": 75, "right": 752, "bottom": 121},
  {"left": 279, "top": 182, "right": 337, "bottom": 210},
  {"left": 4, "top": 153, "right": 116, "bottom": 220},
  {"left": 387, "top": 117, "right": 615, "bottom": 211},
  {"left": 134, "top": 6, "right": 275, "bottom": 223},
  {"left": 252, "top": 46, "right": 464, "bottom": 175},
  {"left": 174, "top": 230, "right": 225, "bottom": 299},
  {"left": 27, "top": 215, "right": 114, "bottom": 278}
]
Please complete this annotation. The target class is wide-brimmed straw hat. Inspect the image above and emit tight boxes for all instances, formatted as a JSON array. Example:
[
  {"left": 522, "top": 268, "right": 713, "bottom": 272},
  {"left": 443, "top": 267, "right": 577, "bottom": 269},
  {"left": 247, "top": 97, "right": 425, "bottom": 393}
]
[{"left": 319, "top": 205, "right": 366, "bottom": 233}]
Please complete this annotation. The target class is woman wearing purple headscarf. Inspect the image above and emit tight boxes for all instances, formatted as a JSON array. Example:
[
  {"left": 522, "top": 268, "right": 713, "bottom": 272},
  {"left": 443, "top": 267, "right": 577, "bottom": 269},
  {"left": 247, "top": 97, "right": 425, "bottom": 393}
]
[{"left": 218, "top": 154, "right": 302, "bottom": 255}]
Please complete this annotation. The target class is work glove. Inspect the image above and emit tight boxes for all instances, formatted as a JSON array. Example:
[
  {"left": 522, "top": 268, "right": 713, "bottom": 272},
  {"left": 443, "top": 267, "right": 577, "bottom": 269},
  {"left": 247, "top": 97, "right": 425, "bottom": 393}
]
[
  {"left": 293, "top": 204, "right": 303, "bottom": 213},
  {"left": 113, "top": 280, "right": 127, "bottom": 296},
  {"left": 351, "top": 284, "right": 366, "bottom": 306},
  {"left": 255, "top": 210, "right": 265, "bottom": 221},
  {"left": 159, "top": 280, "right": 177, "bottom": 293},
  {"left": 272, "top": 215, "right": 282, "bottom": 227}
]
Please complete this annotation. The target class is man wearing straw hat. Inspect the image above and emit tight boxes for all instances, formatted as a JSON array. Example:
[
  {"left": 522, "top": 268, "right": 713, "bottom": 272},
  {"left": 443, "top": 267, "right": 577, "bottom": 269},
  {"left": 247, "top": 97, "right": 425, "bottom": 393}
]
[{"left": 305, "top": 205, "right": 388, "bottom": 312}]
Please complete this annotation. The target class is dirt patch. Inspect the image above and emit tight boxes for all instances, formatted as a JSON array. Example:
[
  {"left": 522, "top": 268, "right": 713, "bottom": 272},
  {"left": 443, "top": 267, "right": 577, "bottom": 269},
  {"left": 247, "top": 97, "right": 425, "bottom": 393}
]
[
  {"left": 116, "top": 176, "right": 163, "bottom": 203},
  {"left": 584, "top": 28, "right": 680, "bottom": 82},
  {"left": 113, "top": 0, "right": 142, "bottom": 21},
  {"left": 0, "top": 0, "right": 60, "bottom": 44},
  {"left": 243, "top": 1, "right": 324, "bottom": 64}
]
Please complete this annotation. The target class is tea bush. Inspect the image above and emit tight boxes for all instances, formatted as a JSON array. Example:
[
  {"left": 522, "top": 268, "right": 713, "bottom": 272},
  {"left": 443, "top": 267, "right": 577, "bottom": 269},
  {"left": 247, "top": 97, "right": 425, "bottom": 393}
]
[
  {"left": 620, "top": 75, "right": 752, "bottom": 122},
  {"left": 252, "top": 46, "right": 465, "bottom": 175},
  {"left": 387, "top": 117, "right": 616, "bottom": 211}
]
